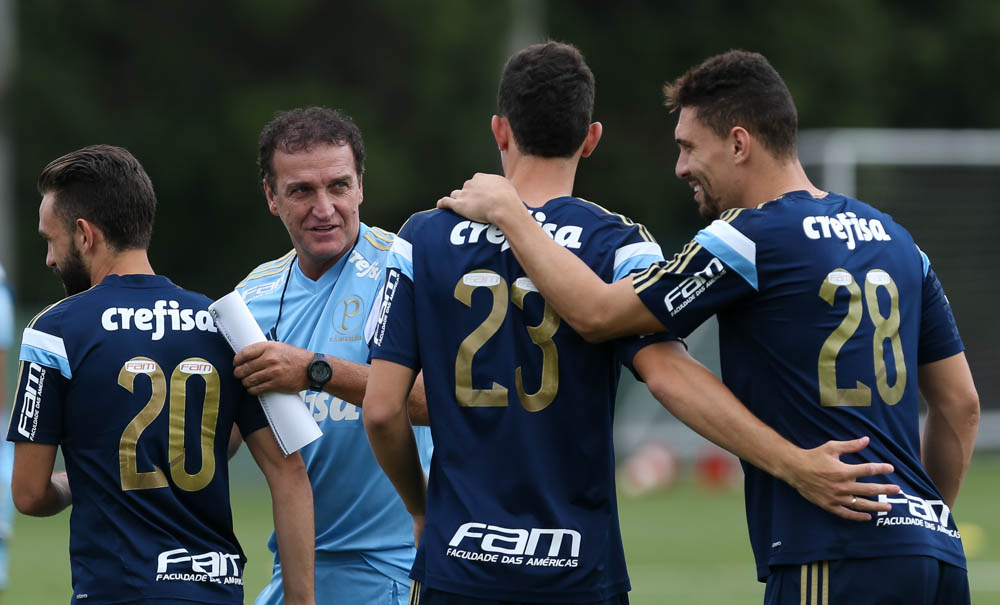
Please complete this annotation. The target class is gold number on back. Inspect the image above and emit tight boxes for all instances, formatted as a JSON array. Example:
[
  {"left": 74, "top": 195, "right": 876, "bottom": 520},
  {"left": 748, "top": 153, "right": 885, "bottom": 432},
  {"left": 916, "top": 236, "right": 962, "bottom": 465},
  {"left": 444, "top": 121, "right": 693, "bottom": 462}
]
[
  {"left": 512, "top": 282, "right": 561, "bottom": 412},
  {"left": 168, "top": 359, "right": 221, "bottom": 491},
  {"left": 865, "top": 270, "right": 906, "bottom": 405},
  {"left": 454, "top": 271, "right": 510, "bottom": 407},
  {"left": 118, "top": 357, "right": 221, "bottom": 492},
  {"left": 453, "top": 272, "right": 562, "bottom": 412},
  {"left": 818, "top": 269, "right": 905, "bottom": 407},
  {"left": 118, "top": 357, "right": 169, "bottom": 490}
]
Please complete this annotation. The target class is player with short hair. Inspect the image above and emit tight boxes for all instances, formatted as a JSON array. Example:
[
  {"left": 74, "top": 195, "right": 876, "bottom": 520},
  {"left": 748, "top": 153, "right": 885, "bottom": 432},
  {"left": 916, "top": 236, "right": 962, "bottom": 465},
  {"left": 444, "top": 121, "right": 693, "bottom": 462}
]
[
  {"left": 234, "top": 107, "right": 433, "bottom": 605},
  {"left": 366, "top": 42, "right": 899, "bottom": 603},
  {"left": 439, "top": 50, "right": 980, "bottom": 604},
  {"left": 7, "top": 145, "right": 315, "bottom": 605}
]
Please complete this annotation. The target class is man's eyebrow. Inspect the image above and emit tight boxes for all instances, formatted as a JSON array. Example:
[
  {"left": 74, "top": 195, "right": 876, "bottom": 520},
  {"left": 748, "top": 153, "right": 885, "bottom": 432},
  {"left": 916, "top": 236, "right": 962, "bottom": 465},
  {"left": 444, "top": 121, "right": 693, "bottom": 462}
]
[{"left": 284, "top": 180, "right": 313, "bottom": 191}]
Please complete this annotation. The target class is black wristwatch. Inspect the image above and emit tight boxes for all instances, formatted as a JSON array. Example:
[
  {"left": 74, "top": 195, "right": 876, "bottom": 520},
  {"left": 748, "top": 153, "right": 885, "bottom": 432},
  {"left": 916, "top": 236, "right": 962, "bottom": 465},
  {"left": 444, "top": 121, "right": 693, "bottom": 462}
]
[{"left": 306, "top": 352, "right": 333, "bottom": 392}]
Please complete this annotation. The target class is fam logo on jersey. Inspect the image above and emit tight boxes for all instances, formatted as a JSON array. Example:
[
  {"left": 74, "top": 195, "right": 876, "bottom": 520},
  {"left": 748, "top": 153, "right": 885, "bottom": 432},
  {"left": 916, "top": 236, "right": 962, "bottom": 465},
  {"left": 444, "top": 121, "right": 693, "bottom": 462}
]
[
  {"left": 16, "top": 362, "right": 45, "bottom": 440},
  {"left": 802, "top": 212, "right": 892, "bottom": 250},
  {"left": 875, "top": 491, "right": 961, "bottom": 539},
  {"left": 101, "top": 300, "right": 218, "bottom": 341},
  {"left": 663, "top": 257, "right": 726, "bottom": 314},
  {"left": 446, "top": 522, "right": 581, "bottom": 568},
  {"left": 155, "top": 548, "right": 243, "bottom": 585},
  {"left": 373, "top": 268, "right": 401, "bottom": 348},
  {"left": 450, "top": 211, "right": 584, "bottom": 252},
  {"left": 347, "top": 249, "right": 382, "bottom": 280}
]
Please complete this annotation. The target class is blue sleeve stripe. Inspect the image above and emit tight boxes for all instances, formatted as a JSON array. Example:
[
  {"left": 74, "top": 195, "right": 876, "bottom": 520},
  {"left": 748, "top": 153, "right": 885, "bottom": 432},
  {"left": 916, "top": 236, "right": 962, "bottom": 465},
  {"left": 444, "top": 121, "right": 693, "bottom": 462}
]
[
  {"left": 917, "top": 245, "right": 931, "bottom": 277},
  {"left": 613, "top": 242, "right": 664, "bottom": 281},
  {"left": 615, "top": 255, "right": 666, "bottom": 281},
  {"left": 19, "top": 343, "right": 72, "bottom": 379},
  {"left": 388, "top": 237, "right": 414, "bottom": 280},
  {"left": 694, "top": 227, "right": 759, "bottom": 291}
]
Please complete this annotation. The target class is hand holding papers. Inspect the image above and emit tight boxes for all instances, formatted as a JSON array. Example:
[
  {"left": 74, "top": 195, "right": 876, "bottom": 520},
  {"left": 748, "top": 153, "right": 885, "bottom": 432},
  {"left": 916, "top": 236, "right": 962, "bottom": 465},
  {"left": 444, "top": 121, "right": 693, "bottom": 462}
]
[{"left": 210, "top": 291, "right": 322, "bottom": 455}]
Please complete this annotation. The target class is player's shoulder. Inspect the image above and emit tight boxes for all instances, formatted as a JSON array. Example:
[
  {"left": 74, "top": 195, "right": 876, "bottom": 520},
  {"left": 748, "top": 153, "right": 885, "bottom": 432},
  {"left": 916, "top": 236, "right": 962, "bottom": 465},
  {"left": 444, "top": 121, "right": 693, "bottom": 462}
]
[
  {"left": 400, "top": 208, "right": 451, "bottom": 231},
  {"left": 357, "top": 223, "right": 396, "bottom": 253},
  {"left": 235, "top": 249, "right": 296, "bottom": 298},
  {"left": 394, "top": 208, "right": 458, "bottom": 246},
  {"left": 24, "top": 289, "right": 94, "bottom": 334},
  {"left": 557, "top": 197, "right": 655, "bottom": 239}
]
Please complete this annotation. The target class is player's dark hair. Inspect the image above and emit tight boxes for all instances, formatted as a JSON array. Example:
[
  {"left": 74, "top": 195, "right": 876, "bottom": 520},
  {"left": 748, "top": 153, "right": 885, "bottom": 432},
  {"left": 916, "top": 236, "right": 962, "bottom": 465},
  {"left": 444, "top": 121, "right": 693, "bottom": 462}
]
[
  {"left": 37, "top": 144, "right": 157, "bottom": 251},
  {"left": 664, "top": 50, "right": 798, "bottom": 160},
  {"left": 258, "top": 106, "right": 366, "bottom": 191},
  {"left": 498, "top": 41, "right": 595, "bottom": 158}
]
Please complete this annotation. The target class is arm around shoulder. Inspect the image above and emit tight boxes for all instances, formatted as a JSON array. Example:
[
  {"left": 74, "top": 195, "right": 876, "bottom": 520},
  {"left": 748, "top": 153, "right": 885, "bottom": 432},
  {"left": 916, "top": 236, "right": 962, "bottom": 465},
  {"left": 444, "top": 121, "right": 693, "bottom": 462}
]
[{"left": 244, "top": 428, "right": 315, "bottom": 605}]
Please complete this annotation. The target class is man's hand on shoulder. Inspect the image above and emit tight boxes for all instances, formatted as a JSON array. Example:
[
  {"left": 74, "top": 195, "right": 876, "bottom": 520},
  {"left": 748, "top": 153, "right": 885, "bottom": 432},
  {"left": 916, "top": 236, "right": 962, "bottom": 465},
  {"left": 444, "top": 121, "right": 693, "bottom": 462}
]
[
  {"left": 437, "top": 173, "right": 523, "bottom": 226},
  {"left": 234, "top": 341, "right": 310, "bottom": 395}
]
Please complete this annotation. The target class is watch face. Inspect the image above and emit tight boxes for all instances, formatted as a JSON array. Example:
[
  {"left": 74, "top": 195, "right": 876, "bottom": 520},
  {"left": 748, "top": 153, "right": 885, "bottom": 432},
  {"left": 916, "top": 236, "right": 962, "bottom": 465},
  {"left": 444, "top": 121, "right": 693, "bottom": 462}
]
[{"left": 309, "top": 360, "right": 332, "bottom": 383}]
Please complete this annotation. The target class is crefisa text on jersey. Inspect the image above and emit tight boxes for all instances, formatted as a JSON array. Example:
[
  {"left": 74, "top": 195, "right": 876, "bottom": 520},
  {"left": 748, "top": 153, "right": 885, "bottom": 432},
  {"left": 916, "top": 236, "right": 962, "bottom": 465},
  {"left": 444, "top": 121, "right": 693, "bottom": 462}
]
[
  {"left": 101, "top": 300, "right": 218, "bottom": 341},
  {"left": 450, "top": 211, "right": 584, "bottom": 252},
  {"left": 802, "top": 211, "right": 892, "bottom": 250}
]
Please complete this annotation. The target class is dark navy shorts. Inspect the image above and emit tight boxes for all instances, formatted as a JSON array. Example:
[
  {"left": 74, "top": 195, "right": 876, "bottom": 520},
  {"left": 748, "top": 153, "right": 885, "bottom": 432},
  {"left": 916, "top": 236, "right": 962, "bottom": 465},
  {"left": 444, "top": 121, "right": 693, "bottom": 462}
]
[
  {"left": 409, "top": 580, "right": 630, "bottom": 605},
  {"left": 764, "top": 556, "right": 969, "bottom": 605}
]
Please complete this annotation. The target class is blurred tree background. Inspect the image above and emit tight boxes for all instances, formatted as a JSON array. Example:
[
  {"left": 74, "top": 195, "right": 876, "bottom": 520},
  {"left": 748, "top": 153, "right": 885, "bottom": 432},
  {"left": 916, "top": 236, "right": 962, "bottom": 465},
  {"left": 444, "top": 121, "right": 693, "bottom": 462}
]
[
  {"left": 5, "top": 0, "right": 1000, "bottom": 409},
  {"left": 7, "top": 0, "right": 999, "bottom": 304}
]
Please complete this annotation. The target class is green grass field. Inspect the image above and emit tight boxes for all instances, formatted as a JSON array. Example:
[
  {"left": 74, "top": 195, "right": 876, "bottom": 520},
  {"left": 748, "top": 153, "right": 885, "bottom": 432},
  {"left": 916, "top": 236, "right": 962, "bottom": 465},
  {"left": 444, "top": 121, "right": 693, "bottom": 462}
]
[{"left": 6, "top": 453, "right": 999, "bottom": 604}]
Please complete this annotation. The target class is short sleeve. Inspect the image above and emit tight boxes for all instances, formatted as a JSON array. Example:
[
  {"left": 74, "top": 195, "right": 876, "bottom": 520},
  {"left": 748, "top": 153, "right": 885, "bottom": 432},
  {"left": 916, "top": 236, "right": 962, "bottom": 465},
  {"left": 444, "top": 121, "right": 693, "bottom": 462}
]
[
  {"left": 370, "top": 226, "right": 420, "bottom": 370},
  {"left": 234, "top": 388, "right": 270, "bottom": 438},
  {"left": 7, "top": 359, "right": 68, "bottom": 444},
  {"left": 615, "top": 331, "right": 680, "bottom": 381},
  {"left": 632, "top": 234, "right": 756, "bottom": 338},
  {"left": 917, "top": 266, "right": 964, "bottom": 364},
  {"left": 370, "top": 267, "right": 420, "bottom": 370}
]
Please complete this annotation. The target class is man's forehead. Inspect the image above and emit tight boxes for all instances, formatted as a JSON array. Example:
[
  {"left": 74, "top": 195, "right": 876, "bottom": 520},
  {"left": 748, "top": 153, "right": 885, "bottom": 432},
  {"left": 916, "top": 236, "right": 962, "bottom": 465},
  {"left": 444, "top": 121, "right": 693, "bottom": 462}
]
[{"left": 273, "top": 144, "right": 356, "bottom": 179}]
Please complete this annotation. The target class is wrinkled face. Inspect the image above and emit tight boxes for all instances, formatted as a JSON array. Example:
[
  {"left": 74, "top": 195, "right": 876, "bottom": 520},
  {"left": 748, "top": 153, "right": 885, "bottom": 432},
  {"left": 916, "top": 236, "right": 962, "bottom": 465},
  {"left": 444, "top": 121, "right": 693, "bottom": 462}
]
[
  {"left": 265, "top": 143, "right": 363, "bottom": 280},
  {"left": 39, "top": 193, "right": 92, "bottom": 296},
  {"left": 674, "top": 106, "right": 737, "bottom": 221}
]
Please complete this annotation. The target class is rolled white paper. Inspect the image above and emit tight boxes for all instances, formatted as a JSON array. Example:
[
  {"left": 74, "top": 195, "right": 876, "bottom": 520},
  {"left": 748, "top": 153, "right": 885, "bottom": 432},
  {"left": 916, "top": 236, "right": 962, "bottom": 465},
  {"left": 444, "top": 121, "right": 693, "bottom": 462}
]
[{"left": 209, "top": 290, "right": 322, "bottom": 456}]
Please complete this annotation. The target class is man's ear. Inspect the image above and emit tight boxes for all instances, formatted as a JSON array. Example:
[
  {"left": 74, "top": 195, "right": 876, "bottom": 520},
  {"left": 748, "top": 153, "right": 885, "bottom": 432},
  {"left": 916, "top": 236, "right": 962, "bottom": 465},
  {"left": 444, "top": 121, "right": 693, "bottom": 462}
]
[
  {"left": 74, "top": 218, "right": 99, "bottom": 253},
  {"left": 731, "top": 126, "right": 752, "bottom": 164},
  {"left": 263, "top": 179, "right": 279, "bottom": 216},
  {"left": 580, "top": 122, "right": 603, "bottom": 158},
  {"left": 491, "top": 115, "right": 510, "bottom": 151}
]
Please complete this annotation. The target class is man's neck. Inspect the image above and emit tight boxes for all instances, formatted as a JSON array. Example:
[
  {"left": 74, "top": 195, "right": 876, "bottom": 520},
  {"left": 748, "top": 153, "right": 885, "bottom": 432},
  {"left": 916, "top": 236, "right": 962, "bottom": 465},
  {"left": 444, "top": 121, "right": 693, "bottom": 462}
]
[
  {"left": 296, "top": 231, "right": 360, "bottom": 281},
  {"left": 89, "top": 249, "right": 155, "bottom": 286},
  {"left": 738, "top": 157, "right": 824, "bottom": 209},
  {"left": 505, "top": 154, "right": 580, "bottom": 206}
]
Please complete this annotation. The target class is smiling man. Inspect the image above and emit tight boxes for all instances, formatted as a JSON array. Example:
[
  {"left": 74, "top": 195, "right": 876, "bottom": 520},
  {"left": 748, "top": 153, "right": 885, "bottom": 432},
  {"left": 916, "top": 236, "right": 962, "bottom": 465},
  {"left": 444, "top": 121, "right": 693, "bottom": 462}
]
[
  {"left": 438, "top": 50, "right": 979, "bottom": 604},
  {"left": 233, "top": 107, "right": 432, "bottom": 604}
]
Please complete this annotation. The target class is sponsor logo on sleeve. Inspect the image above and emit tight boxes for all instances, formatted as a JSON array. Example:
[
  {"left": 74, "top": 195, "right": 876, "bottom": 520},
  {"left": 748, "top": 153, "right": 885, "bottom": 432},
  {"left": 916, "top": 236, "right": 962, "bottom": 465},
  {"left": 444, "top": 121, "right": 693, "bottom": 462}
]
[
  {"left": 662, "top": 257, "right": 726, "bottom": 315},
  {"left": 17, "top": 363, "right": 45, "bottom": 440},
  {"left": 373, "top": 269, "right": 401, "bottom": 348}
]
